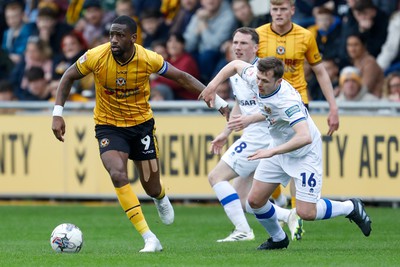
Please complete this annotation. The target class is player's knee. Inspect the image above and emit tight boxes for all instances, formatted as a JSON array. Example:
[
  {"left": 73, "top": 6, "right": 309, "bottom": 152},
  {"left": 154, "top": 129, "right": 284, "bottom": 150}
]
[
  {"left": 208, "top": 170, "right": 220, "bottom": 186},
  {"left": 109, "top": 170, "right": 129, "bottom": 187},
  {"left": 296, "top": 208, "right": 316, "bottom": 221},
  {"left": 247, "top": 196, "right": 263, "bottom": 209}
]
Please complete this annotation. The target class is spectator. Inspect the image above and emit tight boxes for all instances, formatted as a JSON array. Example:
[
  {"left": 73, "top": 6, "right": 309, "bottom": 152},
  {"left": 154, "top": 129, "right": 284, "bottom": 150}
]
[
  {"left": 140, "top": 9, "right": 170, "bottom": 49},
  {"left": 308, "top": 57, "right": 341, "bottom": 100},
  {"left": 29, "top": 6, "right": 73, "bottom": 56},
  {"left": 151, "top": 33, "right": 201, "bottom": 100},
  {"left": 184, "top": 0, "right": 237, "bottom": 82},
  {"left": 292, "top": 0, "right": 317, "bottom": 27},
  {"left": 115, "top": 0, "right": 143, "bottom": 45},
  {"left": 10, "top": 36, "right": 53, "bottom": 99},
  {"left": 341, "top": 0, "right": 388, "bottom": 59},
  {"left": 49, "top": 31, "right": 93, "bottom": 101},
  {"left": 336, "top": 66, "right": 379, "bottom": 102},
  {"left": 2, "top": 0, "right": 34, "bottom": 64},
  {"left": 74, "top": 0, "right": 115, "bottom": 48},
  {"left": 160, "top": 0, "right": 181, "bottom": 25},
  {"left": 308, "top": 6, "right": 342, "bottom": 62},
  {"left": 151, "top": 40, "right": 169, "bottom": 59},
  {"left": 0, "top": 80, "right": 16, "bottom": 101},
  {"left": 376, "top": 10, "right": 400, "bottom": 75},
  {"left": 382, "top": 72, "right": 400, "bottom": 101},
  {"left": 371, "top": 0, "right": 398, "bottom": 16},
  {"left": 132, "top": 0, "right": 162, "bottom": 17},
  {"left": 169, "top": 0, "right": 200, "bottom": 35},
  {"left": 0, "top": 48, "right": 14, "bottom": 80},
  {"left": 346, "top": 33, "right": 384, "bottom": 98},
  {"left": 231, "top": 0, "right": 270, "bottom": 28},
  {"left": 20, "top": 66, "right": 52, "bottom": 101}
]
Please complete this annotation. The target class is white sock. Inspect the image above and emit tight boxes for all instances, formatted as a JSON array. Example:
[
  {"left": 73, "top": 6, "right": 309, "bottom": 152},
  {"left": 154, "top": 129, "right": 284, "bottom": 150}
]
[
  {"left": 251, "top": 200, "right": 286, "bottom": 241},
  {"left": 142, "top": 230, "right": 156, "bottom": 240},
  {"left": 213, "top": 181, "right": 251, "bottom": 233},
  {"left": 245, "top": 200, "right": 254, "bottom": 214},
  {"left": 273, "top": 203, "right": 291, "bottom": 223},
  {"left": 315, "top": 198, "right": 355, "bottom": 220}
]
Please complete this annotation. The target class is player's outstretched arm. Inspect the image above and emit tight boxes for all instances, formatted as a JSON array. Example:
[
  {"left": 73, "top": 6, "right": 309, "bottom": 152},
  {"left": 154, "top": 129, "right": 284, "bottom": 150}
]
[
  {"left": 52, "top": 64, "right": 84, "bottom": 142},
  {"left": 200, "top": 60, "right": 251, "bottom": 106},
  {"left": 162, "top": 63, "right": 230, "bottom": 120},
  {"left": 311, "top": 63, "right": 339, "bottom": 136}
]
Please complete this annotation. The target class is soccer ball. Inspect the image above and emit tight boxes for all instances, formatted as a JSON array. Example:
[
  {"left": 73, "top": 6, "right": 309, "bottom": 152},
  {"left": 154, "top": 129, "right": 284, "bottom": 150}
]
[{"left": 50, "top": 223, "right": 83, "bottom": 253}]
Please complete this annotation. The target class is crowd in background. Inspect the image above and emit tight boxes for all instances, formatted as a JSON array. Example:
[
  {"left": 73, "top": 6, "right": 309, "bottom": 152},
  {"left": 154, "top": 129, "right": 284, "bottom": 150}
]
[{"left": 0, "top": 0, "right": 400, "bottom": 104}]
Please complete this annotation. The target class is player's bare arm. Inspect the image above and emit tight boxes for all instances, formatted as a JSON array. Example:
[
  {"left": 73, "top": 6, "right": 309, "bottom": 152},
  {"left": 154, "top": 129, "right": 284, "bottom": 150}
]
[
  {"left": 201, "top": 60, "right": 251, "bottom": 104},
  {"left": 228, "top": 112, "right": 265, "bottom": 132},
  {"left": 248, "top": 120, "right": 312, "bottom": 160},
  {"left": 163, "top": 63, "right": 230, "bottom": 120},
  {"left": 311, "top": 63, "right": 339, "bottom": 136},
  {"left": 51, "top": 64, "right": 84, "bottom": 142},
  {"left": 210, "top": 101, "right": 242, "bottom": 154}
]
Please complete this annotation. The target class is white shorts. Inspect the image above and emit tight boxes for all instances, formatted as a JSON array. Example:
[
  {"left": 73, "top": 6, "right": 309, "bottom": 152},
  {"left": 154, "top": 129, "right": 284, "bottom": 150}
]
[
  {"left": 222, "top": 135, "right": 270, "bottom": 178},
  {"left": 253, "top": 140, "right": 323, "bottom": 203}
]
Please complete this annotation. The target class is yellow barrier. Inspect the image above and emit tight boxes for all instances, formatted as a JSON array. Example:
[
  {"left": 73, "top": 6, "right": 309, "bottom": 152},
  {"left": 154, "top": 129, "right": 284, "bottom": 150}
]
[{"left": 0, "top": 114, "right": 399, "bottom": 200}]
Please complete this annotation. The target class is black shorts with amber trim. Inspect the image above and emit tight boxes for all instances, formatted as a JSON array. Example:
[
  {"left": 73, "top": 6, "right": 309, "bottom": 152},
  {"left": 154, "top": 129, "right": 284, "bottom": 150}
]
[{"left": 95, "top": 118, "right": 158, "bottom": 160}]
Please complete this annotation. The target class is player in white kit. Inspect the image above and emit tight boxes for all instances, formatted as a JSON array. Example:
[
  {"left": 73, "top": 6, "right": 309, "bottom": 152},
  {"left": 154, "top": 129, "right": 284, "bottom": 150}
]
[
  {"left": 208, "top": 28, "right": 302, "bottom": 242},
  {"left": 201, "top": 56, "right": 372, "bottom": 250}
]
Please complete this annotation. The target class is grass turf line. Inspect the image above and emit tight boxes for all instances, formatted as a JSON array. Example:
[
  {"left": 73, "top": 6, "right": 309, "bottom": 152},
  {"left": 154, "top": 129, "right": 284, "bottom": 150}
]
[{"left": 0, "top": 204, "right": 399, "bottom": 267}]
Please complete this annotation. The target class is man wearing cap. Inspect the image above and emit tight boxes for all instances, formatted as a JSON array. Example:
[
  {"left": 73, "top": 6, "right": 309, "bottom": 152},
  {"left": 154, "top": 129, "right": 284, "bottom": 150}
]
[{"left": 336, "top": 66, "right": 379, "bottom": 102}]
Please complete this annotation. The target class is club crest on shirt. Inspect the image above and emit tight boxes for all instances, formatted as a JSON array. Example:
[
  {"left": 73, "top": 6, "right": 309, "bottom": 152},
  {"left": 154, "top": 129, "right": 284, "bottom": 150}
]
[
  {"left": 264, "top": 105, "right": 272, "bottom": 114},
  {"left": 100, "top": 138, "right": 110, "bottom": 148},
  {"left": 116, "top": 77, "right": 126, "bottom": 86},
  {"left": 276, "top": 46, "right": 285, "bottom": 55}
]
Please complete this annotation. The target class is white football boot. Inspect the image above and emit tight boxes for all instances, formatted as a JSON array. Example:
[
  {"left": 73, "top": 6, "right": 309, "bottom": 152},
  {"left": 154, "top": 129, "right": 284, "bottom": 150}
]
[
  {"left": 139, "top": 237, "right": 163, "bottom": 253},
  {"left": 153, "top": 196, "right": 174, "bottom": 225},
  {"left": 217, "top": 229, "right": 255, "bottom": 242},
  {"left": 287, "top": 208, "right": 304, "bottom": 240}
]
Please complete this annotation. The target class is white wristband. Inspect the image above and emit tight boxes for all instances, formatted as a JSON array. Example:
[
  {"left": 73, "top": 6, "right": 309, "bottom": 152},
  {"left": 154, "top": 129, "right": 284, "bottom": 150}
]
[
  {"left": 214, "top": 95, "right": 228, "bottom": 110},
  {"left": 52, "top": 105, "right": 64, "bottom": 117}
]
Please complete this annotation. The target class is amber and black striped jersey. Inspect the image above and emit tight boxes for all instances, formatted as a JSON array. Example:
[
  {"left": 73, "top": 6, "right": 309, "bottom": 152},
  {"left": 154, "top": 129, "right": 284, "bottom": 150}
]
[
  {"left": 256, "top": 23, "right": 322, "bottom": 104},
  {"left": 76, "top": 43, "right": 167, "bottom": 127}
]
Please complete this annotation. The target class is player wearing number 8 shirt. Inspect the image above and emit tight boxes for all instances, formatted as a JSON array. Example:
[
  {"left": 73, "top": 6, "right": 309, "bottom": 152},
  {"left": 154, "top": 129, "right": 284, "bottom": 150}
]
[
  {"left": 51, "top": 15, "right": 229, "bottom": 253},
  {"left": 202, "top": 56, "right": 372, "bottom": 250}
]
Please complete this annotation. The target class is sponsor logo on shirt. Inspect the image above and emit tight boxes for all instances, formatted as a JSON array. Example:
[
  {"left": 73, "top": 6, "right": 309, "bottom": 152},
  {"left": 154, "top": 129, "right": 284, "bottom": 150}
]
[{"left": 285, "top": 105, "right": 300, "bottom": 117}]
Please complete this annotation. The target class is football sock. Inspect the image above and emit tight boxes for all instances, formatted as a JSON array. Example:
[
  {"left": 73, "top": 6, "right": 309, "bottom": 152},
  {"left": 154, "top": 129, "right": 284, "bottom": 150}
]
[
  {"left": 245, "top": 200, "right": 254, "bottom": 214},
  {"left": 273, "top": 203, "right": 291, "bottom": 223},
  {"left": 213, "top": 181, "right": 251, "bottom": 233},
  {"left": 251, "top": 200, "right": 286, "bottom": 242},
  {"left": 154, "top": 180, "right": 166, "bottom": 200},
  {"left": 315, "top": 198, "right": 354, "bottom": 220},
  {"left": 291, "top": 196, "right": 296, "bottom": 208},
  {"left": 115, "top": 184, "right": 150, "bottom": 236}
]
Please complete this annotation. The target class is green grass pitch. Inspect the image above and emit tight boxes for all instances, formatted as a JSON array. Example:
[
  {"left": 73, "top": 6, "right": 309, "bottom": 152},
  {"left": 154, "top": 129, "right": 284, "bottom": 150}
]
[{"left": 0, "top": 203, "right": 399, "bottom": 267}]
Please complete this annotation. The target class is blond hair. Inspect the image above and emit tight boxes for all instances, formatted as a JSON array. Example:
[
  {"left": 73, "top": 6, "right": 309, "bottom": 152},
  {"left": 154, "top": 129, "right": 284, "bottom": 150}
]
[{"left": 270, "top": 0, "right": 296, "bottom": 6}]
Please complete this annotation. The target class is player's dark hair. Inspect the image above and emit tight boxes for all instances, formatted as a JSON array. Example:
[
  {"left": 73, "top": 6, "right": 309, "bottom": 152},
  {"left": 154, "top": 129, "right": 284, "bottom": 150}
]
[
  {"left": 233, "top": 27, "right": 259, "bottom": 44},
  {"left": 112, "top": 15, "right": 137, "bottom": 34},
  {"left": 257, "top": 57, "right": 284, "bottom": 80}
]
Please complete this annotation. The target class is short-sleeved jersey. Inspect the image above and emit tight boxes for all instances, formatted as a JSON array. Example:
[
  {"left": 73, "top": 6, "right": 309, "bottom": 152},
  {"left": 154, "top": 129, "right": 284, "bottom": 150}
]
[
  {"left": 76, "top": 43, "right": 167, "bottom": 127},
  {"left": 256, "top": 23, "right": 322, "bottom": 104},
  {"left": 229, "top": 57, "right": 270, "bottom": 140},
  {"left": 241, "top": 65, "right": 321, "bottom": 157}
]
